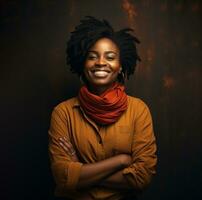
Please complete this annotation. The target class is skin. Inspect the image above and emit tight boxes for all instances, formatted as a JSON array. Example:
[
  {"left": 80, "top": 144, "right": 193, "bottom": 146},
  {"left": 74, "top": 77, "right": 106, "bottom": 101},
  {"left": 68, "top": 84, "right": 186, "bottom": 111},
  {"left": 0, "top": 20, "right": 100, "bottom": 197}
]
[
  {"left": 84, "top": 37, "right": 122, "bottom": 95},
  {"left": 58, "top": 38, "right": 132, "bottom": 199},
  {"left": 59, "top": 137, "right": 132, "bottom": 199}
]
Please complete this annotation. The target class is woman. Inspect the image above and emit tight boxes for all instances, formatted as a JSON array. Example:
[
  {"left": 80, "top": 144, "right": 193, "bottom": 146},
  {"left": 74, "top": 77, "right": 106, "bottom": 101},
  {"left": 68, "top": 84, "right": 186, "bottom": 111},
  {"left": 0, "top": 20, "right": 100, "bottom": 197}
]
[{"left": 48, "top": 16, "right": 157, "bottom": 200}]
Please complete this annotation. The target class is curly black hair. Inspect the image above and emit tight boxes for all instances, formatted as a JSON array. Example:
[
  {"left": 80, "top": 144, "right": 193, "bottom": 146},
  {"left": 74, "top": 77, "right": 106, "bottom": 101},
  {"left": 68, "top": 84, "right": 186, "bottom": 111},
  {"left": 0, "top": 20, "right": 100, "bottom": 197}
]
[{"left": 66, "top": 16, "right": 140, "bottom": 82}]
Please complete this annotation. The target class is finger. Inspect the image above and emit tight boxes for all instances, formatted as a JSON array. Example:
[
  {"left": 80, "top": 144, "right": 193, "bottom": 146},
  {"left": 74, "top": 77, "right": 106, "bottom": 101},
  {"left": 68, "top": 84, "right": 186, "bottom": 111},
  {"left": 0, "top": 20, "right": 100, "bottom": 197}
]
[
  {"left": 59, "top": 142, "right": 74, "bottom": 156},
  {"left": 58, "top": 138, "right": 72, "bottom": 150},
  {"left": 62, "top": 136, "right": 69, "bottom": 142},
  {"left": 58, "top": 139, "right": 76, "bottom": 156},
  {"left": 61, "top": 138, "right": 72, "bottom": 149},
  {"left": 59, "top": 141, "right": 69, "bottom": 152},
  {"left": 58, "top": 137, "right": 76, "bottom": 156},
  {"left": 63, "top": 137, "right": 73, "bottom": 148}
]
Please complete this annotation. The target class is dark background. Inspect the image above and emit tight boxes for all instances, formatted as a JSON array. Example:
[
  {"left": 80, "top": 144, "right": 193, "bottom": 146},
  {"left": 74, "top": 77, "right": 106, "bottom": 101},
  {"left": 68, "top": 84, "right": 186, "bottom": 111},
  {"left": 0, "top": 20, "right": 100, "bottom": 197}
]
[{"left": 1, "top": 0, "right": 202, "bottom": 199}]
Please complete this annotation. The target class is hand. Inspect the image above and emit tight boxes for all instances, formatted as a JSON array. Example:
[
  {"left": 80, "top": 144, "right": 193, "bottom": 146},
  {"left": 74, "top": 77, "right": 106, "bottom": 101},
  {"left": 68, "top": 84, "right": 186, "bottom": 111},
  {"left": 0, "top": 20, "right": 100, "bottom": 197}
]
[
  {"left": 58, "top": 137, "right": 79, "bottom": 162},
  {"left": 118, "top": 154, "right": 132, "bottom": 168}
]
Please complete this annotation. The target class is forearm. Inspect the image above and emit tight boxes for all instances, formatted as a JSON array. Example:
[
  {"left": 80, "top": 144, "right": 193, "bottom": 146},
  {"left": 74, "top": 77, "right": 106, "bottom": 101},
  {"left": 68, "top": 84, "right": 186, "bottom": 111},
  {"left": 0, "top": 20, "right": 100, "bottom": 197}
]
[
  {"left": 98, "top": 170, "right": 132, "bottom": 190},
  {"left": 77, "top": 154, "right": 130, "bottom": 189},
  {"left": 57, "top": 136, "right": 132, "bottom": 190}
]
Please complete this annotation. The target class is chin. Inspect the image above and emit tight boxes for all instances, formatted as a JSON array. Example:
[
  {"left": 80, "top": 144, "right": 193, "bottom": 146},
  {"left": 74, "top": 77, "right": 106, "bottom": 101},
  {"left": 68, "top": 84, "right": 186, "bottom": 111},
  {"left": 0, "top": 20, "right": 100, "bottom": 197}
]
[{"left": 91, "top": 80, "right": 115, "bottom": 87}]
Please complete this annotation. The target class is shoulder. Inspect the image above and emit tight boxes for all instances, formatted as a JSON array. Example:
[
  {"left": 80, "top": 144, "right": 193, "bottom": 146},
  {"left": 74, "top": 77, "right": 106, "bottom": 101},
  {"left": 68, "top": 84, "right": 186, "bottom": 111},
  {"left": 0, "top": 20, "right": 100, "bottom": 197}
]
[
  {"left": 127, "top": 96, "right": 153, "bottom": 126},
  {"left": 127, "top": 95, "right": 152, "bottom": 120},
  {"left": 127, "top": 95, "right": 150, "bottom": 110},
  {"left": 51, "top": 97, "right": 78, "bottom": 116},
  {"left": 55, "top": 97, "right": 77, "bottom": 110}
]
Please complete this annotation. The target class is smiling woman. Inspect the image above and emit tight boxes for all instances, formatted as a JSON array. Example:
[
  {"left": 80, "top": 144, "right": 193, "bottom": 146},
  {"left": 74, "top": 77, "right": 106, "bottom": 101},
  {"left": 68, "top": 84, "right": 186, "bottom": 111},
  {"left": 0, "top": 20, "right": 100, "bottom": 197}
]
[
  {"left": 84, "top": 38, "right": 121, "bottom": 95},
  {"left": 48, "top": 16, "right": 157, "bottom": 200}
]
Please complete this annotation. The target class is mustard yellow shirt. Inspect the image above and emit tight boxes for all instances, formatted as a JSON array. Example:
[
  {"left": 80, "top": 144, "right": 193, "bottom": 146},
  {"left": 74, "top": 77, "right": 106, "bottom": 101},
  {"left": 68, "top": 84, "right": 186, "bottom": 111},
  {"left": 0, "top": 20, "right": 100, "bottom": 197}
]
[{"left": 48, "top": 95, "right": 157, "bottom": 200}]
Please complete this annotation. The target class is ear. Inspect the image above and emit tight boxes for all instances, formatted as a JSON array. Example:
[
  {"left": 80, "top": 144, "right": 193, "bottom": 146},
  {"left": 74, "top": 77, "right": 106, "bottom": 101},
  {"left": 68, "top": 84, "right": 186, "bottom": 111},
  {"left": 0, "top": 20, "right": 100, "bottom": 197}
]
[{"left": 119, "top": 67, "right": 122, "bottom": 73}]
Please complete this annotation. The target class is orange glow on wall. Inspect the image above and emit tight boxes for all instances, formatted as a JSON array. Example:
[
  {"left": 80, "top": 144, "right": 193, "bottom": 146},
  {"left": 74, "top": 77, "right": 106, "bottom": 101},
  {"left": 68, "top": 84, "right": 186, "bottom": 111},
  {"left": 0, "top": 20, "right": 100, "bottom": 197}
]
[
  {"left": 191, "top": 3, "right": 200, "bottom": 12},
  {"left": 69, "top": 0, "right": 75, "bottom": 17},
  {"left": 147, "top": 45, "right": 155, "bottom": 62},
  {"left": 122, "top": 0, "right": 137, "bottom": 28},
  {"left": 174, "top": 3, "right": 183, "bottom": 11},
  {"left": 163, "top": 75, "right": 176, "bottom": 89},
  {"left": 160, "top": 2, "right": 168, "bottom": 12}
]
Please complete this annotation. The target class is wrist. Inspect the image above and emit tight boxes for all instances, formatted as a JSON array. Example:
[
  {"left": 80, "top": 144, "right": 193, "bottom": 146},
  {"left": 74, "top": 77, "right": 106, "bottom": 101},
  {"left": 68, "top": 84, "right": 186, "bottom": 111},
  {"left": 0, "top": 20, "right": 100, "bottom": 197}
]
[{"left": 117, "top": 154, "right": 132, "bottom": 168}]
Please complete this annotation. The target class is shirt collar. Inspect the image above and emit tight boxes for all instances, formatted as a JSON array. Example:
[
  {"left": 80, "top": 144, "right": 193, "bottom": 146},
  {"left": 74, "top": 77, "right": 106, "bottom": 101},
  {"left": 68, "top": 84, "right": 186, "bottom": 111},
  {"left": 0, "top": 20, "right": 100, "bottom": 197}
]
[{"left": 72, "top": 97, "right": 80, "bottom": 108}]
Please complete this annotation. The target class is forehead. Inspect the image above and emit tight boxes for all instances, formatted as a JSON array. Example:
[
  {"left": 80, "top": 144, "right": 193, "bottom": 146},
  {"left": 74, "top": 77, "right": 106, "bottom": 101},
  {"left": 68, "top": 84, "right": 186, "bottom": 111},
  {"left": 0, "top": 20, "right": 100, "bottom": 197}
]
[{"left": 89, "top": 38, "right": 119, "bottom": 52}]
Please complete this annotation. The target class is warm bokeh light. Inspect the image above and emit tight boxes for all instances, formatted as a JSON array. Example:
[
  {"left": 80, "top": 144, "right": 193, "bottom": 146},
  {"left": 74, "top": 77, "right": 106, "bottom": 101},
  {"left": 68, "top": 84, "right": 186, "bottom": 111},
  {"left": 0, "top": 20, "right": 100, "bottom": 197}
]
[
  {"left": 163, "top": 75, "right": 176, "bottom": 89},
  {"left": 191, "top": 2, "right": 200, "bottom": 12},
  {"left": 121, "top": 0, "right": 137, "bottom": 29}
]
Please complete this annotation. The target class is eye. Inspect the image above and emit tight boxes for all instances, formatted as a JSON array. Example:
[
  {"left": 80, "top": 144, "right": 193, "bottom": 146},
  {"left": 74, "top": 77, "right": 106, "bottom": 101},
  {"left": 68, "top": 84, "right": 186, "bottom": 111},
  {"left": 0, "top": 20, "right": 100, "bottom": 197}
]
[
  {"left": 106, "top": 53, "right": 116, "bottom": 60},
  {"left": 87, "top": 53, "right": 97, "bottom": 60}
]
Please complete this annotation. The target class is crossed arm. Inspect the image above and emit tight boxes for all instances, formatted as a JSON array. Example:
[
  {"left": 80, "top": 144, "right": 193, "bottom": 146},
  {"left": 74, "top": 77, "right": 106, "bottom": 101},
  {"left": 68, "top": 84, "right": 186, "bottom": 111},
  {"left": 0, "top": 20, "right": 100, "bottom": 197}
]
[
  {"left": 59, "top": 137, "right": 132, "bottom": 190},
  {"left": 49, "top": 102, "right": 157, "bottom": 199}
]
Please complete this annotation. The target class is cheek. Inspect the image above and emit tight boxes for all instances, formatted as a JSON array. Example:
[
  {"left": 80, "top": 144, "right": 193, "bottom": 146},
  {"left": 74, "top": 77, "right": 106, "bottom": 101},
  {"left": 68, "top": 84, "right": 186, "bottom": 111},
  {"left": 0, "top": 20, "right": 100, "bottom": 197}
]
[
  {"left": 114, "top": 68, "right": 120, "bottom": 73},
  {"left": 112, "top": 62, "right": 121, "bottom": 72},
  {"left": 84, "top": 60, "right": 93, "bottom": 70}
]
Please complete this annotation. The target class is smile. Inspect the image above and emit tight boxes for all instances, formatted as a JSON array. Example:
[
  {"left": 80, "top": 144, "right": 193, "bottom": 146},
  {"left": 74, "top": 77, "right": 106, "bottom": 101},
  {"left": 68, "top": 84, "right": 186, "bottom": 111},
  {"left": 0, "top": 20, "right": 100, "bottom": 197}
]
[{"left": 93, "top": 71, "right": 109, "bottom": 77}]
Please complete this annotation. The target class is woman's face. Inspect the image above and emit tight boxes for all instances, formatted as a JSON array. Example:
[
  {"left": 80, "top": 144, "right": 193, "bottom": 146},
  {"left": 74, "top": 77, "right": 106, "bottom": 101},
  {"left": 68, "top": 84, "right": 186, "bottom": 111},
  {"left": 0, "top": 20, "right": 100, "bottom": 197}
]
[{"left": 84, "top": 38, "right": 121, "bottom": 91}]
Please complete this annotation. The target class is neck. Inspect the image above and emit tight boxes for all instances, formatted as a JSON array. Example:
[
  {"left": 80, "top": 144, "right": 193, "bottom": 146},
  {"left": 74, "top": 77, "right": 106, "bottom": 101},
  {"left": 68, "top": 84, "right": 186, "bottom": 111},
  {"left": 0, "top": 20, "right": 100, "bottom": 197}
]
[
  {"left": 87, "top": 82, "right": 117, "bottom": 96},
  {"left": 87, "top": 85, "right": 110, "bottom": 96}
]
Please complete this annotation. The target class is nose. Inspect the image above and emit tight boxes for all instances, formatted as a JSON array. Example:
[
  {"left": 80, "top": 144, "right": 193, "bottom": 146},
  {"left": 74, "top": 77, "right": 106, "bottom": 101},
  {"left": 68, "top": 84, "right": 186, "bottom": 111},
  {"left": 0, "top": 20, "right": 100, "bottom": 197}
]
[{"left": 95, "top": 56, "right": 107, "bottom": 66}]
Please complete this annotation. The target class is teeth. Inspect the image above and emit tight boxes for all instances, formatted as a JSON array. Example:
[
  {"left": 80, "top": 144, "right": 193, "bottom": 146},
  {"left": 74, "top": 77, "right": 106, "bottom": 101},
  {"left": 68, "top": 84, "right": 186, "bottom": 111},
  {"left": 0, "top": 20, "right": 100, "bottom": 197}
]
[
  {"left": 94, "top": 71, "right": 109, "bottom": 77},
  {"left": 94, "top": 71, "right": 108, "bottom": 77}
]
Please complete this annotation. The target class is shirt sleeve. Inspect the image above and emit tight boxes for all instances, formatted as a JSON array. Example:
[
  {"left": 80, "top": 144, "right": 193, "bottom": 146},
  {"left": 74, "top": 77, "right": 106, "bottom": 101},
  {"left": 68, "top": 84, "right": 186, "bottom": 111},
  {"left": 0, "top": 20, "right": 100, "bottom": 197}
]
[
  {"left": 48, "top": 106, "right": 83, "bottom": 194},
  {"left": 122, "top": 99, "right": 157, "bottom": 191}
]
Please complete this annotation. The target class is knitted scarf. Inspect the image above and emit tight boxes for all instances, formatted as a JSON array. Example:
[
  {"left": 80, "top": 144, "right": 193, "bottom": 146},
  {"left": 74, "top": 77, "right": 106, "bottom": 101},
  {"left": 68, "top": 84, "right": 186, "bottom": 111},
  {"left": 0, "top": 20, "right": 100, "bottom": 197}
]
[{"left": 78, "top": 82, "right": 128, "bottom": 125}]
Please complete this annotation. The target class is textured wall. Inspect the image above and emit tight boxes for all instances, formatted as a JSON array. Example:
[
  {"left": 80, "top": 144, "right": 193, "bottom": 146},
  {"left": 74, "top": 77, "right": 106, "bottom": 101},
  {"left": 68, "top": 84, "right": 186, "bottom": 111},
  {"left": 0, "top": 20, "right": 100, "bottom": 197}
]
[{"left": 1, "top": 0, "right": 202, "bottom": 199}]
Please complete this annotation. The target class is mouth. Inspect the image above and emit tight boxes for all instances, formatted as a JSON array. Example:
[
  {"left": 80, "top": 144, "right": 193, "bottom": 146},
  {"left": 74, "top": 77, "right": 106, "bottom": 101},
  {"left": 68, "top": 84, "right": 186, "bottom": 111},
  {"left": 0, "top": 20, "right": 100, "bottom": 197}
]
[{"left": 91, "top": 69, "right": 111, "bottom": 78}]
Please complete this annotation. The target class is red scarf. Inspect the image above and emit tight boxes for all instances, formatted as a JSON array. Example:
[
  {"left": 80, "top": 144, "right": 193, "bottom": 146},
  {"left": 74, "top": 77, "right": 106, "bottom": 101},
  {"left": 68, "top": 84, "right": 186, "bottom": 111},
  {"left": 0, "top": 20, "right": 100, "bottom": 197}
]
[{"left": 78, "top": 82, "right": 128, "bottom": 125}]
